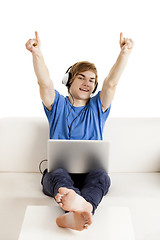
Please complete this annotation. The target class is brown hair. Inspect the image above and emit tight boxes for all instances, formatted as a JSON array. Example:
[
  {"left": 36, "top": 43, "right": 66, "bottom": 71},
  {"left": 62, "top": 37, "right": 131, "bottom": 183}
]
[{"left": 68, "top": 61, "right": 98, "bottom": 91}]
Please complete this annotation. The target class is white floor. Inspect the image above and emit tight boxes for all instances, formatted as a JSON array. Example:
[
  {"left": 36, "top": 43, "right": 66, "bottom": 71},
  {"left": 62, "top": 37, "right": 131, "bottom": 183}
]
[{"left": 0, "top": 172, "right": 160, "bottom": 240}]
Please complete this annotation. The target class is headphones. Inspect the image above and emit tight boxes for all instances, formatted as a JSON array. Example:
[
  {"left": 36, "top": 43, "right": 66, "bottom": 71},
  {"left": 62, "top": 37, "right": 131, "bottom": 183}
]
[{"left": 62, "top": 66, "right": 98, "bottom": 94}]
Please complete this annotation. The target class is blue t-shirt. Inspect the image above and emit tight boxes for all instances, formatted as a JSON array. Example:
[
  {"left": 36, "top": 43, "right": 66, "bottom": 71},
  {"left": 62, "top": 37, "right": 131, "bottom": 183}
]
[{"left": 43, "top": 90, "right": 111, "bottom": 140}]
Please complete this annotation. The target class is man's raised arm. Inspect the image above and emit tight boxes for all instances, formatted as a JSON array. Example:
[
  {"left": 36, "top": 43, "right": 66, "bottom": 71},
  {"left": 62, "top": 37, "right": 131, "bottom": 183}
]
[
  {"left": 25, "top": 31, "right": 55, "bottom": 110},
  {"left": 100, "top": 32, "right": 134, "bottom": 112}
]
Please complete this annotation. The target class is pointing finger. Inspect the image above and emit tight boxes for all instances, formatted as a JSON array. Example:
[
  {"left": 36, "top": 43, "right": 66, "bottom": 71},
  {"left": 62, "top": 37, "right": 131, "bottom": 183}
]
[
  {"left": 120, "top": 32, "right": 123, "bottom": 44},
  {"left": 35, "top": 31, "right": 40, "bottom": 43}
]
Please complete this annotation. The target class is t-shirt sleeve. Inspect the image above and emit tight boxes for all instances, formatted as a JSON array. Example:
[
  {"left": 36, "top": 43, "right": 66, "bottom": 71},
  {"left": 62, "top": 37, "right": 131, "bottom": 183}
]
[
  {"left": 90, "top": 91, "right": 111, "bottom": 130},
  {"left": 42, "top": 90, "right": 61, "bottom": 122}
]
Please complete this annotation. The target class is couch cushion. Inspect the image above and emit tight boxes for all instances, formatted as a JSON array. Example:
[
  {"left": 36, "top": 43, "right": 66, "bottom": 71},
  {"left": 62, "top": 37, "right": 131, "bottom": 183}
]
[{"left": 0, "top": 173, "right": 160, "bottom": 240}]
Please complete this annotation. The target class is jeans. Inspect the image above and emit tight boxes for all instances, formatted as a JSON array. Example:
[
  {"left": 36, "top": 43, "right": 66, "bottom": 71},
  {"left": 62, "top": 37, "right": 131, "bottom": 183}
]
[{"left": 41, "top": 168, "right": 111, "bottom": 215}]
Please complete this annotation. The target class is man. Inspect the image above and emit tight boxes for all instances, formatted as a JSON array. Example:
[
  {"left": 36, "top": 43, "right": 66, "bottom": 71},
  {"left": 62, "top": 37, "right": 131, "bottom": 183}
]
[{"left": 25, "top": 31, "right": 134, "bottom": 231}]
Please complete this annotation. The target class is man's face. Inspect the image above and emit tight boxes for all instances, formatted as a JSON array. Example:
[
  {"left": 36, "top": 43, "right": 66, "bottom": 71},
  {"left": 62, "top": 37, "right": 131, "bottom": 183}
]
[{"left": 69, "top": 71, "right": 96, "bottom": 100}]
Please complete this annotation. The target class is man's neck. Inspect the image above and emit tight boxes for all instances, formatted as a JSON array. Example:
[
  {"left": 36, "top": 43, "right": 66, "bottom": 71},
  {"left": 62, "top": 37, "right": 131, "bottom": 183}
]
[{"left": 68, "top": 95, "right": 89, "bottom": 107}]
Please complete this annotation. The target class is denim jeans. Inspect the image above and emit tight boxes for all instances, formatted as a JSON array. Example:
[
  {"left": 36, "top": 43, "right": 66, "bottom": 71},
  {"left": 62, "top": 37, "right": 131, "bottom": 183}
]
[{"left": 41, "top": 168, "right": 111, "bottom": 215}]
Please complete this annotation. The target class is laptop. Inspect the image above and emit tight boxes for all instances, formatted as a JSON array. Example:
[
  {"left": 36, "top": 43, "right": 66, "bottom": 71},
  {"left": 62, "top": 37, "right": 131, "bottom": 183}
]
[{"left": 47, "top": 140, "right": 111, "bottom": 173}]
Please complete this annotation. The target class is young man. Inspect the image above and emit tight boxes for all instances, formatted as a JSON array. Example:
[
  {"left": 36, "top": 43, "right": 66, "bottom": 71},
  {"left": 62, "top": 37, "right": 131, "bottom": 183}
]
[{"left": 25, "top": 32, "right": 134, "bottom": 231}]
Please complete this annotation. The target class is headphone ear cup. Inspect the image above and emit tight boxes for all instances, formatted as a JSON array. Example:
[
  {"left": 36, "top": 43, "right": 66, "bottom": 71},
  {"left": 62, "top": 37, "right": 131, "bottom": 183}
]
[
  {"left": 62, "top": 66, "right": 72, "bottom": 87},
  {"left": 62, "top": 73, "right": 69, "bottom": 86},
  {"left": 92, "top": 83, "right": 98, "bottom": 93}
]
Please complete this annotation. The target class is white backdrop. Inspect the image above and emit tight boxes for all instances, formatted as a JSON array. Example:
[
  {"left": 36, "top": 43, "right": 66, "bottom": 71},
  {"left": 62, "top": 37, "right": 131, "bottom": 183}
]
[{"left": 0, "top": 0, "right": 160, "bottom": 117}]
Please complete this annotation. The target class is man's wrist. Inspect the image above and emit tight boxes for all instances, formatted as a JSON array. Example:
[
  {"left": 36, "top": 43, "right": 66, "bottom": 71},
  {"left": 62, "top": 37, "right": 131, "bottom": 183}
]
[
  {"left": 119, "top": 49, "right": 131, "bottom": 58},
  {"left": 32, "top": 50, "right": 43, "bottom": 58}
]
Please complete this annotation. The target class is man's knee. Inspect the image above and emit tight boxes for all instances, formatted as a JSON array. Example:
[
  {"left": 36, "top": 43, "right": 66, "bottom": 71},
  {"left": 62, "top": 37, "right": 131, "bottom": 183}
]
[
  {"left": 52, "top": 168, "right": 68, "bottom": 175},
  {"left": 89, "top": 168, "right": 111, "bottom": 194},
  {"left": 41, "top": 168, "right": 68, "bottom": 185}
]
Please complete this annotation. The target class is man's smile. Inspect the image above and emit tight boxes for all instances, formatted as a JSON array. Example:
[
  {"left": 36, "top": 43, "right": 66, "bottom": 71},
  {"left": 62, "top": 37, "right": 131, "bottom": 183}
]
[{"left": 79, "top": 88, "right": 89, "bottom": 92}]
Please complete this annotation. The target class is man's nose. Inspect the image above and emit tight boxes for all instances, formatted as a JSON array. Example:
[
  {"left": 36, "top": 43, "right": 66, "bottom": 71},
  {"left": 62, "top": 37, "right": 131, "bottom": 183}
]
[{"left": 83, "top": 79, "right": 89, "bottom": 85}]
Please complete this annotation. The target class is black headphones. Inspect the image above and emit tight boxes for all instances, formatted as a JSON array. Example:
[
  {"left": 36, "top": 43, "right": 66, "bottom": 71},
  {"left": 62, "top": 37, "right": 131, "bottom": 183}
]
[{"left": 62, "top": 66, "right": 98, "bottom": 94}]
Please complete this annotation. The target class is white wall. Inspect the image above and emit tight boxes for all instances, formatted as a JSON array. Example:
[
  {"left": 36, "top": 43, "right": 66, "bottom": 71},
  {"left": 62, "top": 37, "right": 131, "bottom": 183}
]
[{"left": 0, "top": 0, "right": 160, "bottom": 118}]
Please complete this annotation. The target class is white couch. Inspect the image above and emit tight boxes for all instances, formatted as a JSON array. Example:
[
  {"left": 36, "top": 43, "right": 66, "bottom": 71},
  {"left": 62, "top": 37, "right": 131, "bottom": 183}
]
[{"left": 0, "top": 117, "right": 160, "bottom": 240}]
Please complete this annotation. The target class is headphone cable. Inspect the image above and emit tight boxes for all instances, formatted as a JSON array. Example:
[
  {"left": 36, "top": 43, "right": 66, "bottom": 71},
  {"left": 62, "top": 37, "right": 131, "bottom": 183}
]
[
  {"left": 39, "top": 159, "right": 48, "bottom": 174},
  {"left": 66, "top": 90, "right": 74, "bottom": 134}
]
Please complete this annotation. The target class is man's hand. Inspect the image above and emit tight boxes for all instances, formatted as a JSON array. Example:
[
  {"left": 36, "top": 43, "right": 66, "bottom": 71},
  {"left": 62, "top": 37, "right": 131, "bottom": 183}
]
[
  {"left": 119, "top": 32, "right": 134, "bottom": 54},
  {"left": 25, "top": 31, "right": 41, "bottom": 54}
]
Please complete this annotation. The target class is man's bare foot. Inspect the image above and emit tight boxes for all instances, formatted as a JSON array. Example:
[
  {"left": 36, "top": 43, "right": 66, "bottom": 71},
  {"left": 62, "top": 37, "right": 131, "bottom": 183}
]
[
  {"left": 55, "top": 187, "right": 93, "bottom": 213},
  {"left": 56, "top": 211, "right": 92, "bottom": 231}
]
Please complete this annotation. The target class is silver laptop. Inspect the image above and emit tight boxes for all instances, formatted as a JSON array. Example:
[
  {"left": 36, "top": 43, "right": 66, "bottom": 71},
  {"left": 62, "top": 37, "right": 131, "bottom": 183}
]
[{"left": 47, "top": 140, "right": 111, "bottom": 173}]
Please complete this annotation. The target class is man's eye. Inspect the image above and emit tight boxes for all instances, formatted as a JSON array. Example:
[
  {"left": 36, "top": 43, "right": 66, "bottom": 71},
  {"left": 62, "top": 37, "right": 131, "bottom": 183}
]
[{"left": 79, "top": 77, "right": 83, "bottom": 80}]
